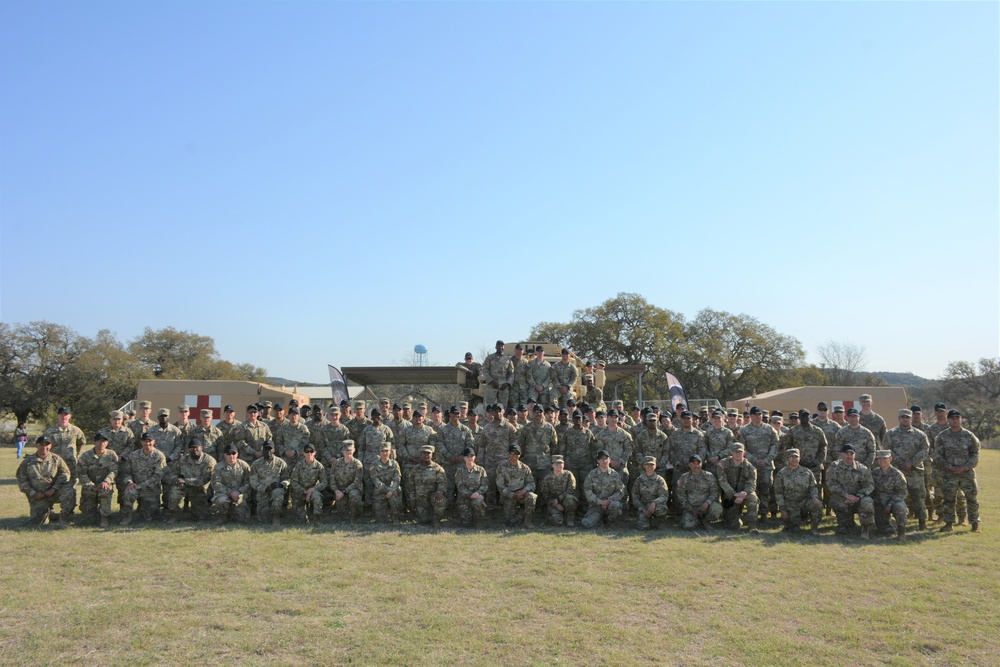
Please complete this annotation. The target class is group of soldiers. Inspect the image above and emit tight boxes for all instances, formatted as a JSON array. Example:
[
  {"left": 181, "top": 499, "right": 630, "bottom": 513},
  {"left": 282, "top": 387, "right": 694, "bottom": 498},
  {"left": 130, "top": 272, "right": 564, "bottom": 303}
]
[{"left": 15, "top": 388, "right": 982, "bottom": 538}]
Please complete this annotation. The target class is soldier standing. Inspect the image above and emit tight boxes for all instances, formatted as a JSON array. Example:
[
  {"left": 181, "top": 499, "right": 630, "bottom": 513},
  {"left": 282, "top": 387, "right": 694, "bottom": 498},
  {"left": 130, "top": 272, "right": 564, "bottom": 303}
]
[
  {"left": 528, "top": 346, "right": 552, "bottom": 405},
  {"left": 43, "top": 406, "right": 87, "bottom": 515},
  {"left": 483, "top": 340, "right": 514, "bottom": 409},
  {"left": 934, "top": 409, "right": 980, "bottom": 533},
  {"left": 409, "top": 445, "right": 448, "bottom": 528},
  {"left": 882, "top": 408, "right": 929, "bottom": 529}
]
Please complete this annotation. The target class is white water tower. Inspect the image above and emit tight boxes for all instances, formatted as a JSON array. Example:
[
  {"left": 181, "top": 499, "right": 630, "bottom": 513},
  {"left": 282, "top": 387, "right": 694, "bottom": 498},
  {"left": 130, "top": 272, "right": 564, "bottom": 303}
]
[{"left": 413, "top": 344, "right": 428, "bottom": 367}]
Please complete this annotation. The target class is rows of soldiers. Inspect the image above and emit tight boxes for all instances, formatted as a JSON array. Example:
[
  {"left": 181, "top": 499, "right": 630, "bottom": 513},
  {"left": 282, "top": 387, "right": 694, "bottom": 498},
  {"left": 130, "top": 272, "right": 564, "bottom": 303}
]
[{"left": 15, "top": 392, "right": 982, "bottom": 537}]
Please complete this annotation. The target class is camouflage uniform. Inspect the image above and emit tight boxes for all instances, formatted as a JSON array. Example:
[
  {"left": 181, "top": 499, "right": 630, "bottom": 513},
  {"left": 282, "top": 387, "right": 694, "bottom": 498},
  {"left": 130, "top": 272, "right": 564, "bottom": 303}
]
[
  {"left": 217, "top": 419, "right": 243, "bottom": 448},
  {"left": 517, "top": 421, "right": 557, "bottom": 487},
  {"left": 275, "top": 421, "right": 311, "bottom": 469},
  {"left": 583, "top": 385, "right": 605, "bottom": 412},
  {"left": 43, "top": 423, "right": 86, "bottom": 495},
  {"left": 826, "top": 460, "right": 875, "bottom": 531},
  {"left": 288, "top": 458, "right": 327, "bottom": 520},
  {"left": 738, "top": 423, "right": 777, "bottom": 519},
  {"left": 512, "top": 354, "right": 532, "bottom": 407},
  {"left": 596, "top": 427, "right": 633, "bottom": 494},
  {"left": 835, "top": 425, "right": 877, "bottom": 468},
  {"left": 774, "top": 465, "right": 821, "bottom": 531},
  {"left": 121, "top": 448, "right": 168, "bottom": 521},
  {"left": 540, "top": 470, "right": 577, "bottom": 526},
  {"left": 319, "top": 422, "right": 351, "bottom": 463},
  {"left": 581, "top": 467, "right": 625, "bottom": 528},
  {"left": 328, "top": 457, "right": 364, "bottom": 522},
  {"left": 77, "top": 447, "right": 119, "bottom": 521},
  {"left": 190, "top": 423, "right": 225, "bottom": 462},
  {"left": 409, "top": 461, "right": 448, "bottom": 524},
  {"left": 369, "top": 458, "right": 403, "bottom": 523},
  {"left": 871, "top": 464, "right": 909, "bottom": 534},
  {"left": 813, "top": 417, "right": 842, "bottom": 509},
  {"left": 551, "top": 360, "right": 579, "bottom": 407},
  {"left": 210, "top": 458, "right": 252, "bottom": 522},
  {"left": 560, "top": 427, "right": 598, "bottom": 504},
  {"left": 101, "top": 424, "right": 136, "bottom": 461},
  {"left": 148, "top": 422, "right": 185, "bottom": 499},
  {"left": 385, "top": 417, "right": 412, "bottom": 443},
  {"left": 128, "top": 417, "right": 155, "bottom": 446},
  {"left": 436, "top": 422, "right": 475, "bottom": 498},
  {"left": 934, "top": 427, "right": 980, "bottom": 525},
  {"left": 783, "top": 423, "right": 827, "bottom": 488},
  {"left": 232, "top": 420, "right": 273, "bottom": 464},
  {"left": 667, "top": 428, "right": 708, "bottom": 512},
  {"left": 249, "top": 456, "right": 289, "bottom": 523},
  {"left": 478, "top": 419, "right": 519, "bottom": 508},
  {"left": 528, "top": 357, "right": 552, "bottom": 404},
  {"left": 16, "top": 451, "right": 73, "bottom": 524},
  {"left": 168, "top": 452, "right": 216, "bottom": 520},
  {"left": 631, "top": 471, "right": 670, "bottom": 529},
  {"left": 882, "top": 426, "right": 929, "bottom": 522},
  {"left": 676, "top": 470, "right": 722, "bottom": 529},
  {"left": 346, "top": 415, "right": 373, "bottom": 450},
  {"left": 495, "top": 459, "right": 537, "bottom": 525},
  {"left": 928, "top": 421, "right": 964, "bottom": 520},
  {"left": 860, "top": 411, "right": 888, "bottom": 446},
  {"left": 398, "top": 424, "right": 434, "bottom": 508},
  {"left": 483, "top": 351, "right": 514, "bottom": 408},
  {"left": 454, "top": 464, "right": 490, "bottom": 526},
  {"left": 634, "top": 428, "right": 670, "bottom": 477},
  {"left": 716, "top": 456, "right": 759, "bottom": 529},
  {"left": 702, "top": 425, "right": 735, "bottom": 476}
]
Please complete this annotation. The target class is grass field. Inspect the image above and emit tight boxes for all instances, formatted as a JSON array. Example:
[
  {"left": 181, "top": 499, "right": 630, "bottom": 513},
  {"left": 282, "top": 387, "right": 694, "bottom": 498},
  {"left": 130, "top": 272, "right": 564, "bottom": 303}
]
[{"left": 0, "top": 449, "right": 996, "bottom": 667}]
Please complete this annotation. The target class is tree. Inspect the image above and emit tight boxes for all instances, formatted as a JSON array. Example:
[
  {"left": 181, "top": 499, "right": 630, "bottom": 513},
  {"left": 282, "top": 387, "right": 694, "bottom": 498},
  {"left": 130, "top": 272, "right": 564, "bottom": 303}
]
[
  {"left": 0, "top": 321, "right": 87, "bottom": 426},
  {"left": 128, "top": 327, "right": 265, "bottom": 381},
  {"left": 816, "top": 340, "right": 868, "bottom": 386},
  {"left": 940, "top": 358, "right": 1000, "bottom": 441}
]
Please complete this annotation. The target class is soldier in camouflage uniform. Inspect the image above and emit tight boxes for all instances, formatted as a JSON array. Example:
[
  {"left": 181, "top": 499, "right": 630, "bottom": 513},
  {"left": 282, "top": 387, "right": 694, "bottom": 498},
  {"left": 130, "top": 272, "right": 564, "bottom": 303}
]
[
  {"left": 910, "top": 406, "right": 936, "bottom": 516},
  {"left": 318, "top": 407, "right": 351, "bottom": 466},
  {"left": 288, "top": 444, "right": 327, "bottom": 523},
  {"left": 211, "top": 444, "right": 252, "bottom": 524},
  {"left": 871, "top": 450, "right": 909, "bottom": 538},
  {"left": 495, "top": 444, "right": 537, "bottom": 527},
  {"left": 454, "top": 447, "right": 489, "bottom": 527},
  {"left": 518, "top": 405, "right": 557, "bottom": 488},
  {"left": 128, "top": 400, "right": 155, "bottom": 446},
  {"left": 676, "top": 455, "right": 722, "bottom": 530},
  {"left": 528, "top": 346, "right": 552, "bottom": 405},
  {"left": 148, "top": 408, "right": 184, "bottom": 503},
  {"left": 370, "top": 443, "right": 403, "bottom": 523},
  {"left": 774, "top": 448, "right": 822, "bottom": 535},
  {"left": 858, "top": 394, "right": 888, "bottom": 446},
  {"left": 345, "top": 401, "right": 372, "bottom": 449},
  {"left": 511, "top": 344, "right": 532, "bottom": 409},
  {"left": 217, "top": 405, "right": 242, "bottom": 449},
  {"left": 398, "top": 410, "right": 434, "bottom": 510},
  {"left": 835, "top": 409, "right": 877, "bottom": 468},
  {"left": 328, "top": 441, "right": 364, "bottom": 523},
  {"left": 410, "top": 444, "right": 448, "bottom": 527},
  {"left": 703, "top": 410, "right": 735, "bottom": 477},
  {"left": 306, "top": 405, "right": 328, "bottom": 450},
  {"left": 77, "top": 433, "right": 119, "bottom": 527},
  {"left": 16, "top": 436, "right": 73, "bottom": 526},
  {"left": 812, "top": 402, "right": 841, "bottom": 514},
  {"left": 934, "top": 410, "right": 980, "bottom": 532},
  {"left": 479, "top": 404, "right": 519, "bottom": 509},
  {"left": 826, "top": 445, "right": 876, "bottom": 539},
  {"left": 385, "top": 403, "right": 411, "bottom": 442},
  {"left": 43, "top": 406, "right": 87, "bottom": 513},
  {"left": 596, "top": 410, "right": 632, "bottom": 498},
  {"left": 634, "top": 413, "right": 670, "bottom": 483},
  {"left": 167, "top": 440, "right": 216, "bottom": 523},
  {"left": 928, "top": 403, "right": 963, "bottom": 523},
  {"left": 738, "top": 408, "right": 778, "bottom": 520},
  {"left": 540, "top": 455, "right": 577, "bottom": 526},
  {"left": 882, "top": 408, "right": 929, "bottom": 529},
  {"left": 249, "top": 440, "right": 289, "bottom": 525},
  {"left": 668, "top": 411, "right": 709, "bottom": 514},
  {"left": 561, "top": 411, "right": 598, "bottom": 506},
  {"left": 173, "top": 405, "right": 196, "bottom": 455},
  {"left": 716, "top": 443, "right": 759, "bottom": 532},
  {"left": 189, "top": 409, "right": 224, "bottom": 461},
  {"left": 483, "top": 340, "right": 514, "bottom": 409},
  {"left": 782, "top": 409, "right": 827, "bottom": 497},
  {"left": 232, "top": 404, "right": 273, "bottom": 464},
  {"left": 121, "top": 433, "right": 168, "bottom": 525},
  {"left": 437, "top": 407, "right": 475, "bottom": 501},
  {"left": 552, "top": 348, "right": 579, "bottom": 408},
  {"left": 632, "top": 456, "right": 670, "bottom": 530},
  {"left": 275, "top": 407, "right": 311, "bottom": 471},
  {"left": 581, "top": 450, "right": 625, "bottom": 528}
]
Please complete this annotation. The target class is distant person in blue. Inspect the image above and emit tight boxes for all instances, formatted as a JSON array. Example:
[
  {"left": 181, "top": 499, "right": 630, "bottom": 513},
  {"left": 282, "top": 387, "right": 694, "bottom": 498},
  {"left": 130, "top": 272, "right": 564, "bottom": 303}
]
[{"left": 15, "top": 422, "right": 28, "bottom": 458}]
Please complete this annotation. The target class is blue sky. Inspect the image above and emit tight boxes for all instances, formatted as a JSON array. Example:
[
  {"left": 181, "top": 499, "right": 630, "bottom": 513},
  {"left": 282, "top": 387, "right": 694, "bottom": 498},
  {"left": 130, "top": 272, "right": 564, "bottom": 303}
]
[{"left": 1, "top": 1, "right": 997, "bottom": 384}]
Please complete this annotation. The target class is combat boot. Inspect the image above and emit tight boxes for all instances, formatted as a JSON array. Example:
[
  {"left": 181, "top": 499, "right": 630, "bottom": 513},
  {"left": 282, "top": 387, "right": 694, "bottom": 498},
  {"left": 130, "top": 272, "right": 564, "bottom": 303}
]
[
  {"left": 524, "top": 514, "right": 534, "bottom": 529},
  {"left": 860, "top": 527, "right": 871, "bottom": 540},
  {"left": 120, "top": 515, "right": 132, "bottom": 526},
  {"left": 939, "top": 522, "right": 953, "bottom": 532},
  {"left": 100, "top": 517, "right": 109, "bottom": 529},
  {"left": 957, "top": 514, "right": 967, "bottom": 526},
  {"left": 701, "top": 518, "right": 714, "bottom": 530},
  {"left": 58, "top": 514, "right": 68, "bottom": 528},
  {"left": 918, "top": 518, "right": 927, "bottom": 530},
  {"left": 896, "top": 524, "right": 906, "bottom": 539},
  {"left": 810, "top": 518, "right": 820, "bottom": 537},
  {"left": 272, "top": 517, "right": 281, "bottom": 527},
  {"left": 565, "top": 515, "right": 574, "bottom": 527},
  {"left": 971, "top": 522, "right": 980, "bottom": 532}
]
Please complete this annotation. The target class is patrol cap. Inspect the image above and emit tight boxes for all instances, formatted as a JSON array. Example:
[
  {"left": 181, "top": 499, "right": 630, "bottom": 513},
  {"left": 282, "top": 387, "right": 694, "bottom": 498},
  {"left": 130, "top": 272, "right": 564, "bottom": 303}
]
[
  {"left": 558, "top": 407, "right": 568, "bottom": 415},
  {"left": 508, "top": 444, "right": 521, "bottom": 454},
  {"left": 532, "top": 405, "right": 543, "bottom": 413},
  {"left": 947, "top": 409, "right": 962, "bottom": 418},
  {"left": 642, "top": 456, "right": 657, "bottom": 466},
  {"left": 342, "top": 441, "right": 355, "bottom": 451},
  {"left": 608, "top": 409, "right": 619, "bottom": 417},
  {"left": 261, "top": 401, "right": 273, "bottom": 408},
  {"left": 421, "top": 444, "right": 435, "bottom": 453},
  {"left": 772, "top": 410, "right": 783, "bottom": 417},
  {"left": 199, "top": 408, "right": 212, "bottom": 418},
  {"left": 158, "top": 408, "right": 170, "bottom": 417},
  {"left": 110, "top": 410, "right": 124, "bottom": 419},
  {"left": 412, "top": 409, "right": 424, "bottom": 417},
  {"left": 544, "top": 405, "right": 555, "bottom": 413},
  {"left": 566, "top": 399, "right": 577, "bottom": 407},
  {"left": 329, "top": 407, "right": 340, "bottom": 415},
  {"left": 448, "top": 406, "right": 461, "bottom": 415},
  {"left": 224, "top": 405, "right": 235, "bottom": 413},
  {"left": 137, "top": 401, "right": 152, "bottom": 409},
  {"left": 458, "top": 401, "right": 469, "bottom": 409},
  {"left": 798, "top": 409, "right": 810, "bottom": 417},
  {"left": 465, "top": 352, "right": 474, "bottom": 359},
  {"left": 785, "top": 448, "right": 800, "bottom": 458},
  {"left": 339, "top": 400, "right": 350, "bottom": 408},
  {"left": 727, "top": 408, "right": 738, "bottom": 416},
  {"left": 572, "top": 410, "right": 583, "bottom": 419},
  {"left": 429, "top": 405, "right": 441, "bottom": 414},
  {"left": 392, "top": 403, "right": 402, "bottom": 410},
  {"left": 875, "top": 450, "right": 892, "bottom": 458},
  {"left": 496, "top": 339, "right": 504, "bottom": 346},
  {"left": 352, "top": 401, "right": 365, "bottom": 410},
  {"left": 769, "top": 415, "right": 783, "bottom": 423},
  {"left": 846, "top": 408, "right": 859, "bottom": 416},
  {"left": 595, "top": 410, "right": 606, "bottom": 417},
  {"left": 491, "top": 403, "right": 504, "bottom": 413},
  {"left": 644, "top": 413, "right": 657, "bottom": 422},
  {"left": 817, "top": 402, "right": 829, "bottom": 410},
  {"left": 302, "top": 444, "right": 315, "bottom": 453},
  {"left": 178, "top": 404, "right": 190, "bottom": 412},
  {"left": 859, "top": 394, "right": 872, "bottom": 402},
  {"left": 273, "top": 403, "right": 284, "bottom": 410},
  {"left": 380, "top": 442, "right": 392, "bottom": 451},
  {"left": 711, "top": 410, "right": 724, "bottom": 418},
  {"left": 833, "top": 406, "right": 845, "bottom": 413},
  {"left": 35, "top": 435, "right": 52, "bottom": 445},
  {"left": 674, "top": 403, "right": 685, "bottom": 410},
  {"left": 516, "top": 403, "right": 527, "bottom": 411},
  {"left": 504, "top": 408, "right": 516, "bottom": 417},
  {"left": 698, "top": 406, "right": 709, "bottom": 414},
  {"left": 612, "top": 400, "right": 624, "bottom": 407},
  {"left": 898, "top": 409, "right": 913, "bottom": 417},
  {"left": 596, "top": 449, "right": 610, "bottom": 459},
  {"left": 402, "top": 403, "right": 412, "bottom": 409},
  {"left": 287, "top": 407, "right": 299, "bottom": 415},
  {"left": 731, "top": 443, "right": 745, "bottom": 452},
  {"left": 934, "top": 402, "right": 947, "bottom": 411},
  {"left": 579, "top": 402, "right": 592, "bottom": 412},
  {"left": 910, "top": 405, "right": 923, "bottom": 413},
  {"left": 689, "top": 454, "right": 703, "bottom": 463},
  {"left": 187, "top": 439, "right": 202, "bottom": 449},
  {"left": 246, "top": 404, "right": 259, "bottom": 412},
  {"left": 584, "top": 360, "right": 594, "bottom": 367},
  {"left": 94, "top": 433, "right": 109, "bottom": 442},
  {"left": 597, "top": 360, "right": 606, "bottom": 367},
  {"left": 841, "top": 444, "right": 855, "bottom": 453},
  {"left": 749, "top": 406, "right": 762, "bottom": 415},
  {"left": 461, "top": 447, "right": 476, "bottom": 457},
  {"left": 551, "top": 455, "right": 565, "bottom": 464},
  {"left": 261, "top": 439, "right": 274, "bottom": 449},
  {"left": 514, "top": 343, "right": 523, "bottom": 350},
  {"left": 680, "top": 410, "right": 692, "bottom": 418},
  {"left": 222, "top": 444, "right": 237, "bottom": 454},
  {"left": 289, "top": 399, "right": 299, "bottom": 408},
  {"left": 583, "top": 374, "right": 594, "bottom": 381},
  {"left": 58, "top": 406, "right": 72, "bottom": 414},
  {"left": 141, "top": 433, "right": 154, "bottom": 441}
]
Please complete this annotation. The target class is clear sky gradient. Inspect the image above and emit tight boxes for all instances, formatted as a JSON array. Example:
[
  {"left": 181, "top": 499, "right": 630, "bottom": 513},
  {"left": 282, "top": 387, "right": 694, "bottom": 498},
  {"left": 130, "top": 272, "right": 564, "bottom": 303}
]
[{"left": 1, "top": 1, "right": 997, "bottom": 385}]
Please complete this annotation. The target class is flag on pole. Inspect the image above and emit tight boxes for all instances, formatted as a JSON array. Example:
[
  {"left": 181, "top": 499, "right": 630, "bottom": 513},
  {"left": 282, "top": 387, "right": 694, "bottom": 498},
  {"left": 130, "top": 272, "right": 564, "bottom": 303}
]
[
  {"left": 328, "top": 365, "right": 349, "bottom": 406},
  {"left": 664, "top": 372, "right": 688, "bottom": 413}
]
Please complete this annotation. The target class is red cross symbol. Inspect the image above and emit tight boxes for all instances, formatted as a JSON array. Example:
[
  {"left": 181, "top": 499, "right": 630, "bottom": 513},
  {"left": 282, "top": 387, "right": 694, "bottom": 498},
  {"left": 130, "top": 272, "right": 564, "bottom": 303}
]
[{"left": 193, "top": 395, "right": 221, "bottom": 422}]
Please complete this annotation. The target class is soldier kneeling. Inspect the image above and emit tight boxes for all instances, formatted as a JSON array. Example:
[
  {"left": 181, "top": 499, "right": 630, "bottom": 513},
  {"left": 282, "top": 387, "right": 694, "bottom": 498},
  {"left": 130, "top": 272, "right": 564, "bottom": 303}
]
[
  {"left": 541, "top": 455, "right": 577, "bottom": 527},
  {"left": 632, "top": 456, "right": 670, "bottom": 530}
]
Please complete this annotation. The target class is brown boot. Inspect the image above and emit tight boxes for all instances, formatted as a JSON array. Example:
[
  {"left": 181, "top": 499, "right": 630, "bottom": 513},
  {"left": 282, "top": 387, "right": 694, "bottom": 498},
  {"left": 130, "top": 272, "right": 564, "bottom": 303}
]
[
  {"left": 918, "top": 518, "right": 926, "bottom": 530},
  {"left": 524, "top": 514, "right": 534, "bottom": 529},
  {"left": 971, "top": 522, "right": 980, "bottom": 532},
  {"left": 565, "top": 515, "right": 574, "bottom": 527},
  {"left": 897, "top": 525, "right": 906, "bottom": 539},
  {"left": 939, "top": 522, "right": 953, "bottom": 532},
  {"left": 860, "top": 527, "right": 871, "bottom": 540},
  {"left": 120, "top": 516, "right": 132, "bottom": 526}
]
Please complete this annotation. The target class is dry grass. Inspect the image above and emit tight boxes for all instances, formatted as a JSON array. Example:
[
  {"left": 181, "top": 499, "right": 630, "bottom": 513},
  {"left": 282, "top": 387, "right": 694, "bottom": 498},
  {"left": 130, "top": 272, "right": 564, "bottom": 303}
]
[{"left": 0, "top": 448, "right": 996, "bottom": 666}]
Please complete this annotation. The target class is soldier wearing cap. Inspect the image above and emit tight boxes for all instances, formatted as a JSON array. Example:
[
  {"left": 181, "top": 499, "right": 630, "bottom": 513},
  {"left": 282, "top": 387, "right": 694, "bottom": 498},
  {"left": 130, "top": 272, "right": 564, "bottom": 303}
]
[
  {"left": 77, "top": 432, "right": 120, "bottom": 527},
  {"left": 528, "top": 346, "right": 552, "bottom": 406},
  {"left": 826, "top": 444, "right": 876, "bottom": 539},
  {"left": 881, "top": 408, "right": 929, "bottom": 529},
  {"left": 540, "top": 454, "right": 577, "bottom": 527},
  {"left": 345, "top": 400, "right": 371, "bottom": 447},
  {"left": 250, "top": 439, "right": 289, "bottom": 525},
  {"left": 676, "top": 455, "right": 722, "bottom": 530},
  {"left": 667, "top": 411, "right": 708, "bottom": 514},
  {"left": 370, "top": 442, "right": 403, "bottom": 523},
  {"left": 287, "top": 443, "right": 326, "bottom": 523},
  {"left": 100, "top": 409, "right": 136, "bottom": 511},
  {"left": 168, "top": 440, "right": 216, "bottom": 523},
  {"left": 478, "top": 404, "right": 519, "bottom": 510},
  {"left": 737, "top": 407, "right": 779, "bottom": 523},
  {"left": 275, "top": 407, "right": 311, "bottom": 469},
  {"left": 834, "top": 408, "right": 876, "bottom": 469},
  {"left": 398, "top": 409, "right": 434, "bottom": 506},
  {"left": 517, "top": 405, "right": 557, "bottom": 488},
  {"left": 437, "top": 407, "right": 475, "bottom": 500},
  {"left": 385, "top": 403, "right": 411, "bottom": 441},
  {"left": 43, "top": 406, "right": 87, "bottom": 511},
  {"left": 454, "top": 447, "right": 489, "bottom": 527},
  {"left": 120, "top": 433, "right": 168, "bottom": 525},
  {"left": 633, "top": 411, "right": 669, "bottom": 480},
  {"left": 928, "top": 403, "right": 965, "bottom": 523},
  {"left": 128, "top": 401, "right": 155, "bottom": 445},
  {"left": 217, "top": 404, "right": 242, "bottom": 447},
  {"left": 325, "top": 440, "right": 364, "bottom": 523},
  {"left": 632, "top": 456, "right": 670, "bottom": 530},
  {"left": 582, "top": 374, "right": 606, "bottom": 413},
  {"left": 359, "top": 409, "right": 394, "bottom": 507},
  {"left": 703, "top": 410, "right": 735, "bottom": 477},
  {"left": 774, "top": 448, "right": 822, "bottom": 535},
  {"left": 552, "top": 348, "right": 579, "bottom": 408},
  {"left": 581, "top": 450, "right": 625, "bottom": 528},
  {"left": 510, "top": 343, "right": 532, "bottom": 409},
  {"left": 908, "top": 406, "right": 935, "bottom": 513},
  {"left": 934, "top": 410, "right": 981, "bottom": 532},
  {"left": 781, "top": 409, "right": 828, "bottom": 499},
  {"left": 495, "top": 444, "right": 537, "bottom": 528},
  {"left": 232, "top": 404, "right": 273, "bottom": 464},
  {"left": 560, "top": 410, "right": 598, "bottom": 503},
  {"left": 17, "top": 436, "right": 73, "bottom": 526},
  {"left": 858, "top": 394, "right": 887, "bottom": 446},
  {"left": 318, "top": 406, "right": 351, "bottom": 467},
  {"left": 483, "top": 340, "right": 514, "bottom": 409},
  {"left": 595, "top": 409, "right": 632, "bottom": 497},
  {"left": 459, "top": 352, "right": 482, "bottom": 400},
  {"left": 871, "top": 450, "right": 909, "bottom": 538},
  {"left": 173, "top": 405, "right": 195, "bottom": 452},
  {"left": 148, "top": 408, "right": 185, "bottom": 503},
  {"left": 259, "top": 401, "right": 273, "bottom": 422},
  {"left": 410, "top": 444, "right": 448, "bottom": 527},
  {"left": 726, "top": 409, "right": 741, "bottom": 434},
  {"left": 267, "top": 402, "right": 287, "bottom": 434},
  {"left": 716, "top": 443, "right": 759, "bottom": 532},
  {"left": 190, "top": 409, "right": 224, "bottom": 462},
  {"left": 211, "top": 444, "right": 251, "bottom": 524}
]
